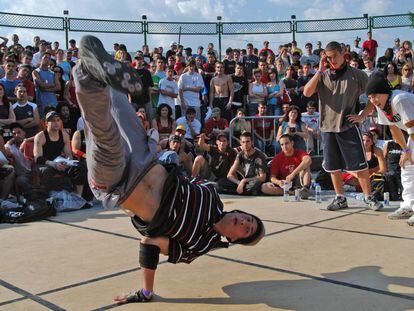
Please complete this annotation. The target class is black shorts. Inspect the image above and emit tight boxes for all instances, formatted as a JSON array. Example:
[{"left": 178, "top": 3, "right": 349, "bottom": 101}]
[{"left": 321, "top": 126, "right": 368, "bottom": 172}]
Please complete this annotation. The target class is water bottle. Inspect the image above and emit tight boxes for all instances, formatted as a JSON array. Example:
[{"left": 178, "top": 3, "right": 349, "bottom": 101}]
[
  {"left": 294, "top": 189, "right": 301, "bottom": 202},
  {"left": 315, "top": 183, "right": 322, "bottom": 203},
  {"left": 283, "top": 182, "right": 289, "bottom": 202},
  {"left": 383, "top": 192, "right": 390, "bottom": 206}
]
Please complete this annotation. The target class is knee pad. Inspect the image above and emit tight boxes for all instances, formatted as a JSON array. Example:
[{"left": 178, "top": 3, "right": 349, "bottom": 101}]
[{"left": 139, "top": 243, "right": 160, "bottom": 270}]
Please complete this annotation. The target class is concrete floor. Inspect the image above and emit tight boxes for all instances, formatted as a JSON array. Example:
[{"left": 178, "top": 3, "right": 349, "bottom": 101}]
[{"left": 1, "top": 194, "right": 414, "bottom": 311}]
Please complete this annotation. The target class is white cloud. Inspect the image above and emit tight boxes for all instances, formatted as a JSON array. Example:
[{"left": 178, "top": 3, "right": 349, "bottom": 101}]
[{"left": 362, "top": 0, "right": 393, "bottom": 15}]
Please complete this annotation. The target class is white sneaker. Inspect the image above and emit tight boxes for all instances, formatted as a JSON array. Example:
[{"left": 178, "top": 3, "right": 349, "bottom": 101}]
[
  {"left": 387, "top": 206, "right": 414, "bottom": 220},
  {"left": 407, "top": 215, "right": 414, "bottom": 226}
]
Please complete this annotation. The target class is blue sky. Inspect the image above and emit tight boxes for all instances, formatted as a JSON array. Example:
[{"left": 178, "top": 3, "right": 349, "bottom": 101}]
[{"left": 1, "top": 0, "right": 413, "bottom": 57}]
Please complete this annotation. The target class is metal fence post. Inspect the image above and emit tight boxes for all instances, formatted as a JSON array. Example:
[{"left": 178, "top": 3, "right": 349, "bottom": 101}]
[
  {"left": 217, "top": 16, "right": 222, "bottom": 60},
  {"left": 291, "top": 15, "right": 296, "bottom": 42},
  {"left": 142, "top": 15, "right": 147, "bottom": 45},
  {"left": 63, "top": 10, "right": 69, "bottom": 50}
]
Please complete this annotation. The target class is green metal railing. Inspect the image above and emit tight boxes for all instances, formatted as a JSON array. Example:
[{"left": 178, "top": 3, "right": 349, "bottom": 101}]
[{"left": 0, "top": 11, "right": 412, "bottom": 57}]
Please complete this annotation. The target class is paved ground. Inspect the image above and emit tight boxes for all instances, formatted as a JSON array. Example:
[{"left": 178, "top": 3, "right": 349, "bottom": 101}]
[{"left": 1, "top": 194, "right": 414, "bottom": 311}]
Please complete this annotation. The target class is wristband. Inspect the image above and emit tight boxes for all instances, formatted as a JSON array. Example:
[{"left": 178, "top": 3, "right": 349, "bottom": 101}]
[
  {"left": 316, "top": 70, "right": 323, "bottom": 75},
  {"left": 74, "top": 150, "right": 86, "bottom": 158},
  {"left": 403, "top": 148, "right": 411, "bottom": 153}
]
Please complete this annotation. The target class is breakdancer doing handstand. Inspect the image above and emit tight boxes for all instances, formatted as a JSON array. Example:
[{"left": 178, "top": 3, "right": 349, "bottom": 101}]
[{"left": 74, "top": 35, "right": 265, "bottom": 304}]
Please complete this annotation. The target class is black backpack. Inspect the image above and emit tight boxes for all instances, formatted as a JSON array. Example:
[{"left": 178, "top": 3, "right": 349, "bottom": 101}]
[{"left": 0, "top": 188, "right": 56, "bottom": 224}]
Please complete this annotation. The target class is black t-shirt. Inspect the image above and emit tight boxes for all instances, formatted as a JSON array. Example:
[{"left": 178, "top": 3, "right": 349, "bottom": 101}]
[
  {"left": 236, "top": 149, "right": 267, "bottom": 179},
  {"left": 242, "top": 54, "right": 259, "bottom": 80},
  {"left": 231, "top": 75, "right": 248, "bottom": 104},
  {"left": 131, "top": 68, "right": 154, "bottom": 107},
  {"left": 223, "top": 59, "right": 236, "bottom": 75},
  {"left": 386, "top": 141, "right": 403, "bottom": 172},
  {"left": 208, "top": 146, "right": 237, "bottom": 179}
]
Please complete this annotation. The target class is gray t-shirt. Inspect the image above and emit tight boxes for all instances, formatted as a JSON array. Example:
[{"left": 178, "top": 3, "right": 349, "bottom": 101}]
[{"left": 317, "top": 66, "right": 368, "bottom": 133}]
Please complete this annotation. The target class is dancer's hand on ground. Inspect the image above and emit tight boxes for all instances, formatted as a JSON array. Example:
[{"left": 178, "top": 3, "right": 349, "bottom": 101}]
[
  {"left": 346, "top": 114, "right": 364, "bottom": 124},
  {"left": 113, "top": 294, "right": 129, "bottom": 304},
  {"left": 400, "top": 151, "right": 413, "bottom": 168}
]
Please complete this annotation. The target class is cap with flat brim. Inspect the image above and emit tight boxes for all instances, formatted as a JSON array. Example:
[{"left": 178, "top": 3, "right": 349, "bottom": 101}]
[{"left": 46, "top": 111, "right": 60, "bottom": 121}]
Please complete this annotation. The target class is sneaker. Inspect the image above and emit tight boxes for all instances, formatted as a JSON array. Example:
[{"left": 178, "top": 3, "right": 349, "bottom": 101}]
[
  {"left": 326, "top": 196, "right": 348, "bottom": 211},
  {"left": 388, "top": 206, "right": 414, "bottom": 220},
  {"left": 79, "top": 35, "right": 142, "bottom": 96},
  {"left": 407, "top": 215, "right": 414, "bottom": 226},
  {"left": 364, "top": 195, "right": 383, "bottom": 211},
  {"left": 299, "top": 187, "right": 310, "bottom": 200}
]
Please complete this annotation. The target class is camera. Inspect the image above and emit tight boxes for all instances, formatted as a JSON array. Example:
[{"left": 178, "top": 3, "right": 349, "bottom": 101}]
[{"left": 289, "top": 127, "right": 297, "bottom": 134}]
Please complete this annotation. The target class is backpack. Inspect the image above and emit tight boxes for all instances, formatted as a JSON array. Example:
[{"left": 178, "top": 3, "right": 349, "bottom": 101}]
[
  {"left": 315, "top": 169, "right": 334, "bottom": 190},
  {"left": 0, "top": 188, "right": 56, "bottom": 224}
]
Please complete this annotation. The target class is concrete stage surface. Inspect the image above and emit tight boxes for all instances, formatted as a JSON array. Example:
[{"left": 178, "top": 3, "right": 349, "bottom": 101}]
[{"left": 1, "top": 194, "right": 413, "bottom": 311}]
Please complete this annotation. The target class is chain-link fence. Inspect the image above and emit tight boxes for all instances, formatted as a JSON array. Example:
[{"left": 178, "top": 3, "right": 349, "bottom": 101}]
[{"left": 1, "top": 11, "right": 412, "bottom": 56}]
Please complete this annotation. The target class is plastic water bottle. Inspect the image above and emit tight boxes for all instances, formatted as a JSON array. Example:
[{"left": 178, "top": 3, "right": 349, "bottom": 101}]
[
  {"left": 383, "top": 192, "right": 390, "bottom": 206},
  {"left": 315, "top": 183, "right": 322, "bottom": 203},
  {"left": 283, "top": 182, "right": 289, "bottom": 202}
]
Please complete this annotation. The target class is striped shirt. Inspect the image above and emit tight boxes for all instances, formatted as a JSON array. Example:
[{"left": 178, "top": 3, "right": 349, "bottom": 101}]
[{"left": 133, "top": 173, "right": 228, "bottom": 264}]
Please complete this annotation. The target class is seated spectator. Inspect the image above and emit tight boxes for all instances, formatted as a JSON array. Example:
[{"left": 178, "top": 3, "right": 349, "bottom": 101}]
[
  {"left": 204, "top": 107, "right": 228, "bottom": 142},
  {"left": 33, "top": 111, "right": 84, "bottom": 195},
  {"left": 383, "top": 140, "right": 403, "bottom": 201},
  {"left": 343, "top": 132, "right": 387, "bottom": 191},
  {"left": 5, "top": 123, "right": 32, "bottom": 193},
  {"left": 278, "top": 102, "right": 291, "bottom": 123},
  {"left": 136, "top": 107, "right": 150, "bottom": 131},
  {"left": 261, "top": 134, "right": 312, "bottom": 199},
  {"left": 276, "top": 105, "right": 309, "bottom": 152},
  {"left": 157, "top": 66, "right": 178, "bottom": 118},
  {"left": 0, "top": 135, "right": 15, "bottom": 199},
  {"left": 161, "top": 134, "right": 193, "bottom": 176},
  {"left": 401, "top": 64, "right": 414, "bottom": 93},
  {"left": 384, "top": 62, "right": 402, "bottom": 90},
  {"left": 376, "top": 48, "right": 394, "bottom": 70},
  {"left": 253, "top": 102, "right": 277, "bottom": 156},
  {"left": 363, "top": 58, "right": 378, "bottom": 77},
  {"left": 248, "top": 68, "right": 267, "bottom": 116},
  {"left": 12, "top": 85, "right": 39, "bottom": 138},
  {"left": 56, "top": 101, "right": 77, "bottom": 138},
  {"left": 159, "top": 124, "right": 194, "bottom": 156},
  {"left": 16, "top": 64, "right": 34, "bottom": 101},
  {"left": 151, "top": 103, "right": 176, "bottom": 141},
  {"left": 175, "top": 107, "right": 201, "bottom": 143},
  {"left": 71, "top": 128, "right": 92, "bottom": 200},
  {"left": 231, "top": 108, "right": 251, "bottom": 146},
  {"left": 191, "top": 132, "right": 237, "bottom": 183},
  {"left": 0, "top": 83, "right": 16, "bottom": 143},
  {"left": 301, "top": 101, "right": 320, "bottom": 154},
  {"left": 32, "top": 52, "right": 60, "bottom": 116},
  {"left": 220, "top": 131, "right": 267, "bottom": 196},
  {"left": 0, "top": 61, "right": 20, "bottom": 101}
]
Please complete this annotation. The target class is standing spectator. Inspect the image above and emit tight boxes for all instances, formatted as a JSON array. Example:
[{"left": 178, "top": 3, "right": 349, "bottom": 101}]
[
  {"left": 376, "top": 48, "right": 394, "bottom": 70},
  {"left": 297, "top": 62, "right": 317, "bottom": 111},
  {"left": 178, "top": 60, "right": 204, "bottom": 121},
  {"left": 223, "top": 47, "right": 236, "bottom": 75},
  {"left": 351, "top": 37, "right": 362, "bottom": 56},
  {"left": 300, "top": 43, "right": 319, "bottom": 68},
  {"left": 151, "top": 104, "right": 176, "bottom": 141},
  {"left": 276, "top": 104, "right": 309, "bottom": 152},
  {"left": 281, "top": 66, "right": 299, "bottom": 106},
  {"left": 221, "top": 131, "right": 267, "bottom": 196},
  {"left": 362, "top": 31, "right": 378, "bottom": 61},
  {"left": 259, "top": 40, "right": 274, "bottom": 58},
  {"left": 290, "top": 41, "right": 302, "bottom": 56},
  {"left": 16, "top": 64, "right": 34, "bottom": 101},
  {"left": 166, "top": 41, "right": 177, "bottom": 60},
  {"left": 158, "top": 66, "right": 178, "bottom": 117},
  {"left": 231, "top": 62, "right": 248, "bottom": 117},
  {"left": 68, "top": 39, "right": 79, "bottom": 58},
  {"left": 32, "top": 40, "right": 47, "bottom": 67},
  {"left": 55, "top": 49, "right": 72, "bottom": 81},
  {"left": 0, "top": 61, "right": 20, "bottom": 100},
  {"left": 401, "top": 40, "right": 413, "bottom": 66},
  {"left": 401, "top": 64, "right": 414, "bottom": 93},
  {"left": 0, "top": 83, "right": 16, "bottom": 142},
  {"left": 393, "top": 38, "right": 401, "bottom": 53},
  {"left": 209, "top": 61, "right": 234, "bottom": 122},
  {"left": 132, "top": 54, "right": 154, "bottom": 117},
  {"left": 261, "top": 134, "right": 312, "bottom": 198},
  {"left": 266, "top": 68, "right": 284, "bottom": 116},
  {"left": 192, "top": 46, "right": 207, "bottom": 64},
  {"left": 384, "top": 62, "right": 402, "bottom": 90},
  {"left": 248, "top": 68, "right": 267, "bottom": 116},
  {"left": 12, "top": 85, "right": 39, "bottom": 138},
  {"left": 32, "top": 52, "right": 60, "bottom": 116},
  {"left": 242, "top": 43, "right": 259, "bottom": 80},
  {"left": 313, "top": 41, "right": 323, "bottom": 57}
]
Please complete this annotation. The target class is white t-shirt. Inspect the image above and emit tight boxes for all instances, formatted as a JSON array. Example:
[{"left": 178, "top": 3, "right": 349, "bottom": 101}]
[
  {"left": 375, "top": 90, "right": 414, "bottom": 135},
  {"left": 178, "top": 72, "right": 204, "bottom": 107},
  {"left": 158, "top": 78, "right": 178, "bottom": 111},
  {"left": 175, "top": 116, "right": 201, "bottom": 140},
  {"left": 301, "top": 112, "right": 319, "bottom": 131}
]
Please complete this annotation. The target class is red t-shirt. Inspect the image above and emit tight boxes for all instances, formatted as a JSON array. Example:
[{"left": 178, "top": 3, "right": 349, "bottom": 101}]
[
  {"left": 270, "top": 149, "right": 308, "bottom": 179},
  {"left": 253, "top": 114, "right": 274, "bottom": 140},
  {"left": 362, "top": 40, "right": 378, "bottom": 59},
  {"left": 204, "top": 118, "right": 228, "bottom": 136}
]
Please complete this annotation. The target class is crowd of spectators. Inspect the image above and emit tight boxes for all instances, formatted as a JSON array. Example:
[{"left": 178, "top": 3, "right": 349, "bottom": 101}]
[{"left": 0, "top": 31, "right": 413, "bottom": 202}]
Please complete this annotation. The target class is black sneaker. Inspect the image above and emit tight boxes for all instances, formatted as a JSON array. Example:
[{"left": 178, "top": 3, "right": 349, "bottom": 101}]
[
  {"left": 78, "top": 35, "right": 142, "bottom": 96},
  {"left": 364, "top": 195, "right": 383, "bottom": 211},
  {"left": 326, "top": 196, "right": 348, "bottom": 211}
]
